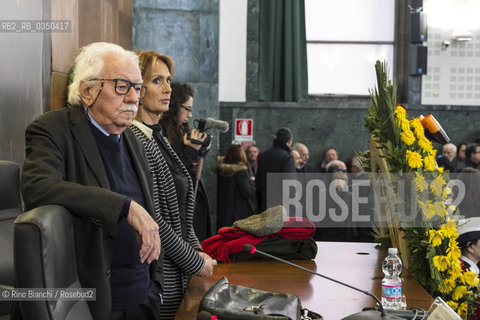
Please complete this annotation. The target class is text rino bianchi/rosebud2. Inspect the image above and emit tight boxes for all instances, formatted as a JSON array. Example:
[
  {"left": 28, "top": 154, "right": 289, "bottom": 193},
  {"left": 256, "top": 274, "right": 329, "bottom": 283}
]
[{"left": 0, "top": 288, "right": 96, "bottom": 301}]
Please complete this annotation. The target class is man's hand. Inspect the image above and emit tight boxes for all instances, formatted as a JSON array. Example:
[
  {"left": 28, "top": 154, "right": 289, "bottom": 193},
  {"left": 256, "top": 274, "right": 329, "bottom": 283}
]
[
  {"left": 127, "top": 201, "right": 161, "bottom": 264},
  {"left": 183, "top": 129, "right": 207, "bottom": 151},
  {"left": 196, "top": 252, "right": 217, "bottom": 277}
]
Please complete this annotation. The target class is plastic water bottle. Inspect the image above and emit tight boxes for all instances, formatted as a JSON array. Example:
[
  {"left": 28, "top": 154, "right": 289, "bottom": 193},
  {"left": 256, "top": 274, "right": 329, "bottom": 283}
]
[{"left": 381, "top": 248, "right": 403, "bottom": 310}]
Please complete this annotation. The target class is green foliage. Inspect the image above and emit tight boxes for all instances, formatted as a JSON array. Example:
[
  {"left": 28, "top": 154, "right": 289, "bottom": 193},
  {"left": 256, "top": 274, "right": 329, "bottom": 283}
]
[
  {"left": 365, "top": 63, "right": 403, "bottom": 173},
  {"left": 364, "top": 60, "right": 480, "bottom": 319},
  {"left": 371, "top": 225, "right": 392, "bottom": 248}
]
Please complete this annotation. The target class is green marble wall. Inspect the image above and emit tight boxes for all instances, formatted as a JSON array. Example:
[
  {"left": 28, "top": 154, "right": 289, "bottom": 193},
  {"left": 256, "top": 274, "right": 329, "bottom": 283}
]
[
  {"left": 219, "top": 101, "right": 480, "bottom": 168},
  {"left": 219, "top": 99, "right": 372, "bottom": 166}
]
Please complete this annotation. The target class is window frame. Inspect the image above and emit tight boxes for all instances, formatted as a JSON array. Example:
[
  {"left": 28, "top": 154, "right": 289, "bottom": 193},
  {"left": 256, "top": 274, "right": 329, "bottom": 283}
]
[{"left": 305, "top": 0, "right": 397, "bottom": 98}]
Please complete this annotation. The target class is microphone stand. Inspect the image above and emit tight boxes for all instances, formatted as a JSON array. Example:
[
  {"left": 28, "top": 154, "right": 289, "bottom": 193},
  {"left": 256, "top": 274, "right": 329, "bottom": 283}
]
[
  {"left": 244, "top": 245, "right": 421, "bottom": 320},
  {"left": 246, "top": 246, "right": 384, "bottom": 316},
  {"left": 194, "top": 157, "right": 204, "bottom": 197},
  {"left": 193, "top": 133, "right": 210, "bottom": 198}
]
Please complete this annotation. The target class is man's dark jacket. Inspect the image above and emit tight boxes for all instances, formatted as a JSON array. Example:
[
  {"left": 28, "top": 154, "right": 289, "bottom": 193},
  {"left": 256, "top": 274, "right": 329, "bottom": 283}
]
[
  {"left": 255, "top": 139, "right": 296, "bottom": 212},
  {"left": 20, "top": 105, "right": 161, "bottom": 320},
  {"left": 296, "top": 163, "right": 317, "bottom": 173}
]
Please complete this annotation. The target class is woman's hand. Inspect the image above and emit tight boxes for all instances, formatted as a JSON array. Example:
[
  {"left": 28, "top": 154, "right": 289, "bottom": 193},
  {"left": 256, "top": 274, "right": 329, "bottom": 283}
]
[
  {"left": 196, "top": 252, "right": 217, "bottom": 277},
  {"left": 183, "top": 129, "right": 207, "bottom": 151}
]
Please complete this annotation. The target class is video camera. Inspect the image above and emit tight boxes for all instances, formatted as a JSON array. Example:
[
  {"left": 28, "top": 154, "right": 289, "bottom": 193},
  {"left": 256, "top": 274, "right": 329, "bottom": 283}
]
[{"left": 184, "top": 118, "right": 229, "bottom": 157}]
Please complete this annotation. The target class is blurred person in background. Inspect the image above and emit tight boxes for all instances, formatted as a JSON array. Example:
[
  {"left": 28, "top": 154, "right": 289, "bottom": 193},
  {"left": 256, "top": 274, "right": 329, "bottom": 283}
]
[
  {"left": 315, "top": 160, "right": 357, "bottom": 242},
  {"left": 217, "top": 144, "right": 257, "bottom": 229},
  {"left": 455, "top": 143, "right": 480, "bottom": 172},
  {"left": 319, "top": 147, "right": 338, "bottom": 172},
  {"left": 452, "top": 167, "right": 480, "bottom": 220},
  {"left": 438, "top": 143, "right": 457, "bottom": 172},
  {"left": 457, "top": 141, "right": 468, "bottom": 166},
  {"left": 293, "top": 142, "right": 316, "bottom": 172},
  {"left": 350, "top": 156, "right": 374, "bottom": 242},
  {"left": 292, "top": 149, "right": 302, "bottom": 170},
  {"left": 255, "top": 128, "right": 296, "bottom": 211},
  {"left": 246, "top": 144, "right": 259, "bottom": 180},
  {"left": 160, "top": 82, "right": 212, "bottom": 241}
]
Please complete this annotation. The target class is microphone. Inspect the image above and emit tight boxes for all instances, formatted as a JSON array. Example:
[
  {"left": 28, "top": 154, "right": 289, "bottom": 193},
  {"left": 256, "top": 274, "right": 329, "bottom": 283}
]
[
  {"left": 197, "top": 310, "right": 218, "bottom": 320},
  {"left": 196, "top": 118, "right": 229, "bottom": 133},
  {"left": 243, "top": 244, "right": 422, "bottom": 320},
  {"left": 419, "top": 114, "right": 450, "bottom": 145}
]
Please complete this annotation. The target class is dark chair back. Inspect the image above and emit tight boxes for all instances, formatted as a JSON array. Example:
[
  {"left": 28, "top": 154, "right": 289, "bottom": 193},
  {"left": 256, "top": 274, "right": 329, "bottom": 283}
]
[
  {"left": 14, "top": 205, "right": 92, "bottom": 320},
  {"left": 0, "top": 160, "right": 22, "bottom": 317}
]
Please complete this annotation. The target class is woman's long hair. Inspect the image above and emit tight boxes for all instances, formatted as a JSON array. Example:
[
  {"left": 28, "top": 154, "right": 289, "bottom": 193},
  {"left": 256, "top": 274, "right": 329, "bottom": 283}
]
[
  {"left": 223, "top": 144, "right": 247, "bottom": 164},
  {"left": 160, "top": 82, "right": 194, "bottom": 143}
]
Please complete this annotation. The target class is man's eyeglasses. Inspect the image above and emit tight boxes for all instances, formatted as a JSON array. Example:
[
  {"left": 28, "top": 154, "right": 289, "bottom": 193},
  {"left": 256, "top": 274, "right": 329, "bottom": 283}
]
[{"left": 91, "top": 78, "right": 147, "bottom": 99}]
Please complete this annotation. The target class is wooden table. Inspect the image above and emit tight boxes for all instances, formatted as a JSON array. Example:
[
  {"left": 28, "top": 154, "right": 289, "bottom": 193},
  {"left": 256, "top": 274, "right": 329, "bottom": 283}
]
[{"left": 175, "top": 242, "right": 433, "bottom": 319}]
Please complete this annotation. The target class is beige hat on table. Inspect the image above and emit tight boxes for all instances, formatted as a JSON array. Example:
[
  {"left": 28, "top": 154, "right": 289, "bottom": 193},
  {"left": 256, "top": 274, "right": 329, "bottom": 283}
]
[{"left": 233, "top": 205, "right": 287, "bottom": 236}]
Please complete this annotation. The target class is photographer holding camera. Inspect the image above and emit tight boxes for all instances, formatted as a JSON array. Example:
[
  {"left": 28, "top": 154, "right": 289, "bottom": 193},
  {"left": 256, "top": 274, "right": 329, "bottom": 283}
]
[{"left": 160, "top": 82, "right": 212, "bottom": 241}]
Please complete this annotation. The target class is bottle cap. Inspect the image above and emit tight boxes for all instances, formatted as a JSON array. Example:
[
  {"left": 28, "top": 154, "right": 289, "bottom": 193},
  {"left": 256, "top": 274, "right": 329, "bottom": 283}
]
[{"left": 388, "top": 248, "right": 398, "bottom": 255}]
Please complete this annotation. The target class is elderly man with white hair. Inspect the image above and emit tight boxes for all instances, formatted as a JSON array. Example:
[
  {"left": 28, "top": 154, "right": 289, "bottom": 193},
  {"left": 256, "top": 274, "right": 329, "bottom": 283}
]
[
  {"left": 21, "top": 42, "right": 162, "bottom": 319},
  {"left": 292, "top": 149, "right": 302, "bottom": 169},
  {"left": 439, "top": 142, "right": 457, "bottom": 171},
  {"left": 293, "top": 142, "right": 316, "bottom": 172}
]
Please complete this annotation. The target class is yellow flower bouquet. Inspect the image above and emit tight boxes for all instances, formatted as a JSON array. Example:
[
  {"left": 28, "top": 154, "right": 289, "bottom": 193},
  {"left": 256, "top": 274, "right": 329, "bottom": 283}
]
[{"left": 363, "top": 61, "right": 480, "bottom": 319}]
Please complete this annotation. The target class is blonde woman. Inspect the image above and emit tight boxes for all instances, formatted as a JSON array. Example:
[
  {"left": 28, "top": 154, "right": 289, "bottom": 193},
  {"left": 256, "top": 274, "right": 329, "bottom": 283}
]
[{"left": 129, "top": 51, "right": 216, "bottom": 320}]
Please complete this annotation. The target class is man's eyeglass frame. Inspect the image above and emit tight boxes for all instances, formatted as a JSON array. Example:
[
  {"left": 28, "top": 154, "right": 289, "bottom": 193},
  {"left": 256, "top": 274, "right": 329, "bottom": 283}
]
[{"left": 90, "top": 78, "right": 147, "bottom": 99}]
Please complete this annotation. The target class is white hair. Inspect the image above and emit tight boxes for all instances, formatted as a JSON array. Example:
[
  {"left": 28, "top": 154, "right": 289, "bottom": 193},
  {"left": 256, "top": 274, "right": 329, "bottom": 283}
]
[
  {"left": 326, "top": 160, "right": 346, "bottom": 171},
  {"left": 293, "top": 142, "right": 307, "bottom": 152},
  {"left": 67, "top": 42, "right": 140, "bottom": 106},
  {"left": 352, "top": 157, "right": 364, "bottom": 173},
  {"left": 443, "top": 143, "right": 457, "bottom": 153}
]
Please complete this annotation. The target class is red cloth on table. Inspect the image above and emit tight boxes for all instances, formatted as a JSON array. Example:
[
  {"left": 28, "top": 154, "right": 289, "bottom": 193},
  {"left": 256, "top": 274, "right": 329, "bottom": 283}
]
[{"left": 201, "top": 217, "right": 315, "bottom": 263}]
